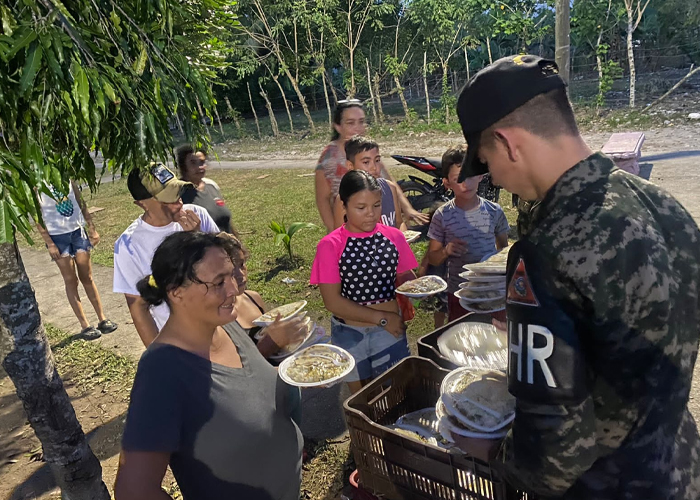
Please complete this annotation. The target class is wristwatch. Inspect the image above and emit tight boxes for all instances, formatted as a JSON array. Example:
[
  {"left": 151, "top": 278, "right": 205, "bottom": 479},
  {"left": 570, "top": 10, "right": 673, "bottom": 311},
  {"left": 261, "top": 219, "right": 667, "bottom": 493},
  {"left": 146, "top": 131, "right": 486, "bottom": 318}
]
[{"left": 378, "top": 317, "right": 388, "bottom": 327}]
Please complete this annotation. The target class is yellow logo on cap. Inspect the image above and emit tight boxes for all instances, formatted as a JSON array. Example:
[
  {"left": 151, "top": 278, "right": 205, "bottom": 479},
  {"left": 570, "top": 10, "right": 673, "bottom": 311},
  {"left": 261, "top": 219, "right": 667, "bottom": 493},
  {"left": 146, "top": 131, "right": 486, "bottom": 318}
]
[{"left": 513, "top": 55, "right": 526, "bottom": 65}]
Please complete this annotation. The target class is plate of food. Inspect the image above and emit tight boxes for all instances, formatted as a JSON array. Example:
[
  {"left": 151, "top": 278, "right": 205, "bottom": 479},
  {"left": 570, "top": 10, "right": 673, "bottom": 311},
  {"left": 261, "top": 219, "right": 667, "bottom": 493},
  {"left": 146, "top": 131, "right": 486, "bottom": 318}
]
[
  {"left": 440, "top": 368, "right": 515, "bottom": 432},
  {"left": 252, "top": 300, "right": 307, "bottom": 327},
  {"left": 278, "top": 344, "right": 355, "bottom": 387},
  {"left": 479, "top": 245, "right": 512, "bottom": 264},
  {"left": 402, "top": 229, "right": 421, "bottom": 243},
  {"left": 463, "top": 262, "right": 507, "bottom": 274},
  {"left": 459, "top": 271, "right": 507, "bottom": 283},
  {"left": 459, "top": 298, "right": 505, "bottom": 314},
  {"left": 390, "top": 408, "right": 453, "bottom": 449},
  {"left": 436, "top": 398, "right": 509, "bottom": 440},
  {"left": 396, "top": 275, "right": 447, "bottom": 298},
  {"left": 454, "top": 288, "right": 506, "bottom": 302},
  {"left": 437, "top": 322, "right": 508, "bottom": 370}
]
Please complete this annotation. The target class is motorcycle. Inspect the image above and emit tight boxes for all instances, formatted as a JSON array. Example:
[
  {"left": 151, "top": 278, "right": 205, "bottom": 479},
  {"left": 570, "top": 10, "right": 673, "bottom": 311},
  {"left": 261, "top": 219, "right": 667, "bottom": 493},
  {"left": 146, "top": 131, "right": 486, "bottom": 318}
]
[{"left": 392, "top": 154, "right": 502, "bottom": 213}]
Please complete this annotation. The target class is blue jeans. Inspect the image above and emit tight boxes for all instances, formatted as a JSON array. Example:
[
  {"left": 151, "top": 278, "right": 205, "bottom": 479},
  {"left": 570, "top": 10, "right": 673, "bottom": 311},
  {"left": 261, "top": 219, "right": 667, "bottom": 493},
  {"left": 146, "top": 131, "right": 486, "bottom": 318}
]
[
  {"left": 48, "top": 228, "right": 92, "bottom": 258},
  {"left": 330, "top": 317, "right": 410, "bottom": 382}
]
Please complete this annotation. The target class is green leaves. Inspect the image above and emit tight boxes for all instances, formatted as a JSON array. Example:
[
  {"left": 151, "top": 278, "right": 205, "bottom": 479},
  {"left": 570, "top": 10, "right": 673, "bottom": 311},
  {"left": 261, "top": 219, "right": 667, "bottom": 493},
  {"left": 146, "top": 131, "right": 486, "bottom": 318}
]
[
  {"left": 19, "top": 42, "right": 42, "bottom": 93},
  {"left": 270, "top": 220, "right": 317, "bottom": 260}
]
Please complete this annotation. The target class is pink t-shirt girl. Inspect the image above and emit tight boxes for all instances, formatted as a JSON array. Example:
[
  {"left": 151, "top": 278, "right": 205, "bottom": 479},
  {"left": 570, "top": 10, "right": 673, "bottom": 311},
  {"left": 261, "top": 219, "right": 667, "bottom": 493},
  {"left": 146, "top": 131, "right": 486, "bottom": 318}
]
[{"left": 310, "top": 223, "right": 418, "bottom": 305}]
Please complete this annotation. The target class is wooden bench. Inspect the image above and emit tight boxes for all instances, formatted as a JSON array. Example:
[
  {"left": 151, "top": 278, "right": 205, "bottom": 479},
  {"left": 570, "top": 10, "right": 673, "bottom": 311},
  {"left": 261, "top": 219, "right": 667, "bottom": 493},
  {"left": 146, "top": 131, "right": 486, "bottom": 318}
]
[{"left": 601, "top": 132, "right": 645, "bottom": 176}]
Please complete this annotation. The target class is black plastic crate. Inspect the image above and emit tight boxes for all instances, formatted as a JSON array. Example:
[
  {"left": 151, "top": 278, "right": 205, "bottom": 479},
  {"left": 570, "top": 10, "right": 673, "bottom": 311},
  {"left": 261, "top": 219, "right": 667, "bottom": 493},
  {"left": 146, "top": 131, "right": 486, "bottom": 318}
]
[
  {"left": 344, "top": 356, "right": 534, "bottom": 500},
  {"left": 416, "top": 313, "right": 493, "bottom": 370}
]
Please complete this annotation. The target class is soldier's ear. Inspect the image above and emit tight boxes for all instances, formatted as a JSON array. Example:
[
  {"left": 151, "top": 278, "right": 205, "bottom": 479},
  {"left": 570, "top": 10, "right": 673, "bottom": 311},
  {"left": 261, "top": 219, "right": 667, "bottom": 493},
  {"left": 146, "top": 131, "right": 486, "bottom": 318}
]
[{"left": 494, "top": 129, "right": 519, "bottom": 163}]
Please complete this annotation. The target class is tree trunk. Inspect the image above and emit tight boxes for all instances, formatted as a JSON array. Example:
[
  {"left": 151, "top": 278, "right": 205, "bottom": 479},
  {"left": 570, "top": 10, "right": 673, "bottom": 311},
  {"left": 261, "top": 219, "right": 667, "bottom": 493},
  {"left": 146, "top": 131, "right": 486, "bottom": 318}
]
[
  {"left": 626, "top": 8, "right": 637, "bottom": 108},
  {"left": 373, "top": 72, "right": 385, "bottom": 124},
  {"left": 321, "top": 70, "right": 333, "bottom": 126},
  {"left": 424, "top": 52, "right": 431, "bottom": 125},
  {"left": 349, "top": 48, "right": 356, "bottom": 98},
  {"left": 0, "top": 241, "right": 110, "bottom": 500},
  {"left": 282, "top": 67, "right": 315, "bottom": 131},
  {"left": 213, "top": 102, "right": 225, "bottom": 137},
  {"left": 271, "top": 74, "right": 294, "bottom": 133},
  {"left": 259, "top": 82, "right": 279, "bottom": 137},
  {"left": 325, "top": 69, "right": 339, "bottom": 105},
  {"left": 442, "top": 62, "right": 450, "bottom": 124},
  {"left": 366, "top": 58, "right": 378, "bottom": 123},
  {"left": 195, "top": 97, "right": 209, "bottom": 133},
  {"left": 247, "top": 83, "right": 262, "bottom": 139},
  {"left": 174, "top": 112, "right": 184, "bottom": 135},
  {"left": 394, "top": 75, "right": 411, "bottom": 121},
  {"left": 486, "top": 37, "right": 493, "bottom": 64},
  {"left": 555, "top": 0, "right": 571, "bottom": 83},
  {"left": 224, "top": 97, "right": 242, "bottom": 133},
  {"left": 464, "top": 46, "right": 470, "bottom": 81}
]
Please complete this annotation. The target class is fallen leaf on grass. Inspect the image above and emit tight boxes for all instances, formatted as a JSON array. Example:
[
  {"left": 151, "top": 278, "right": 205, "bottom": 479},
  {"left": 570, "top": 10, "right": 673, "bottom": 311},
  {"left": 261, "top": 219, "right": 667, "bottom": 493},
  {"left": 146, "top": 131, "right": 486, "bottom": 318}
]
[{"left": 256, "top": 174, "right": 271, "bottom": 180}]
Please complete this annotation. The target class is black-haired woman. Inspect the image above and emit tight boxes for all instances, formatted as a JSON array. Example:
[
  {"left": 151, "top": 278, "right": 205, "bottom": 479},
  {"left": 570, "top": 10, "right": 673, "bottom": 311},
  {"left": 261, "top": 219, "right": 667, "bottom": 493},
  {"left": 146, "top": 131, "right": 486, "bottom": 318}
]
[
  {"left": 310, "top": 171, "right": 418, "bottom": 393},
  {"left": 176, "top": 145, "right": 237, "bottom": 236},
  {"left": 314, "top": 101, "right": 369, "bottom": 232},
  {"left": 115, "top": 232, "right": 302, "bottom": 500},
  {"left": 313, "top": 103, "right": 429, "bottom": 232}
]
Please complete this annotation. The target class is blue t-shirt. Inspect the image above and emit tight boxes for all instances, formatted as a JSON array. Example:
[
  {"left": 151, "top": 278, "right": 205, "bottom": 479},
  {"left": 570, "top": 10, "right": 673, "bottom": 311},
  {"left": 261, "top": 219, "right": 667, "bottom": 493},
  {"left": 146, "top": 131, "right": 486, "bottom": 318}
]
[{"left": 428, "top": 197, "right": 509, "bottom": 293}]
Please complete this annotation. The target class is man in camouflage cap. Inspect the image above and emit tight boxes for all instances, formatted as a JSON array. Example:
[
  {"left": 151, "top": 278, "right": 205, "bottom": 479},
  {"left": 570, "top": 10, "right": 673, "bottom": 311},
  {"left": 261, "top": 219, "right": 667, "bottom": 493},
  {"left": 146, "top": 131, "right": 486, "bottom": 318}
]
[{"left": 455, "top": 54, "right": 700, "bottom": 498}]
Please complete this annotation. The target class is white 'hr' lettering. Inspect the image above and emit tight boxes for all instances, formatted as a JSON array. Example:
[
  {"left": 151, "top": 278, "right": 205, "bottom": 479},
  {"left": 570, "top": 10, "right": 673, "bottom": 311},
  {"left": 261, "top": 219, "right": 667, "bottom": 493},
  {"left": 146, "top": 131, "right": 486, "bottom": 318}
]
[{"left": 509, "top": 322, "right": 557, "bottom": 388}]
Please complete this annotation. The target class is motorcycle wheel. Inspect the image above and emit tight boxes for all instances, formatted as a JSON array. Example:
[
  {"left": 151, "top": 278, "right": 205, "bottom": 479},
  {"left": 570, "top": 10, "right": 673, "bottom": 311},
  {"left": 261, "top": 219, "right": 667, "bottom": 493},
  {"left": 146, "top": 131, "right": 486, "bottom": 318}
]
[{"left": 397, "top": 179, "right": 440, "bottom": 213}]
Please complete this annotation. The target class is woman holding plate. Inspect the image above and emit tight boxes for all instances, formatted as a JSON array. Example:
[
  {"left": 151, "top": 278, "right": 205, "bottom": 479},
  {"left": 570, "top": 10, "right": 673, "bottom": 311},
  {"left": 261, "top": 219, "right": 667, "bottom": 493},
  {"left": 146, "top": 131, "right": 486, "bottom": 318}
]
[
  {"left": 115, "top": 231, "right": 302, "bottom": 500},
  {"left": 217, "top": 233, "right": 308, "bottom": 359}
]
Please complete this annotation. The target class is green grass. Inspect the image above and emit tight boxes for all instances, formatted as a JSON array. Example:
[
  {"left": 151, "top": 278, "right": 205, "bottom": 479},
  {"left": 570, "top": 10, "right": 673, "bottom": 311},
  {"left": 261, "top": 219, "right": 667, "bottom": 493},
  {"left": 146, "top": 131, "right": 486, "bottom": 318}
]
[{"left": 45, "top": 323, "right": 136, "bottom": 393}]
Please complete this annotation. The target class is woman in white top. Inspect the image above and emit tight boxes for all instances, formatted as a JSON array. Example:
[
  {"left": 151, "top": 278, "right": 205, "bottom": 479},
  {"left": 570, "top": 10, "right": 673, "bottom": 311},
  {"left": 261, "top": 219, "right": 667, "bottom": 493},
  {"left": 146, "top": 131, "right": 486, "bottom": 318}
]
[{"left": 36, "top": 180, "right": 117, "bottom": 339}]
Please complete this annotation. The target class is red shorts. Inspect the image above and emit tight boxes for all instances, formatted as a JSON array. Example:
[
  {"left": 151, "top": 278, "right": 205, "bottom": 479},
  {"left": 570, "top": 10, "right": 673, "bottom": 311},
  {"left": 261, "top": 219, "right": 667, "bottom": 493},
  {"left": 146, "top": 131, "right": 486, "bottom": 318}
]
[{"left": 447, "top": 294, "right": 469, "bottom": 322}]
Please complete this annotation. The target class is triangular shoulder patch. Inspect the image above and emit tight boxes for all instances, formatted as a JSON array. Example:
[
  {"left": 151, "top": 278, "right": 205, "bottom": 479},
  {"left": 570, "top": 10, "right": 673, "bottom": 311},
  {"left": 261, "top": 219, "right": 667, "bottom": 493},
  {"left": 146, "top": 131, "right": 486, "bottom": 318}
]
[{"left": 507, "top": 258, "right": 540, "bottom": 307}]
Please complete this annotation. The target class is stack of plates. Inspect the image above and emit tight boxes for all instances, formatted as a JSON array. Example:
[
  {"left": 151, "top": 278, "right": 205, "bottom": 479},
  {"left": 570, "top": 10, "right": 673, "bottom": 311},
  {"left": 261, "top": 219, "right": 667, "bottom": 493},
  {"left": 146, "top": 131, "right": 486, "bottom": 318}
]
[
  {"left": 455, "top": 247, "right": 511, "bottom": 313},
  {"left": 437, "top": 368, "right": 515, "bottom": 443}
]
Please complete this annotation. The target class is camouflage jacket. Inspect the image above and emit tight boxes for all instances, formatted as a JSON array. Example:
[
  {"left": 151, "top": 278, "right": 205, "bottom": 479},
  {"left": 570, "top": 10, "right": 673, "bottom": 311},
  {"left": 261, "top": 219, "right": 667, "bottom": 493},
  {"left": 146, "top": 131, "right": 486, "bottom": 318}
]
[{"left": 499, "top": 153, "right": 700, "bottom": 499}]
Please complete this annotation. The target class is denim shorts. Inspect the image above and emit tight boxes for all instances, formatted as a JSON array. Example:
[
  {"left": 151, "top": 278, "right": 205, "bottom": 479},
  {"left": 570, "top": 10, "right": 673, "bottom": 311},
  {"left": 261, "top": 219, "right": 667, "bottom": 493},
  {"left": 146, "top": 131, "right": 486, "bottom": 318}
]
[
  {"left": 330, "top": 317, "right": 410, "bottom": 382},
  {"left": 49, "top": 228, "right": 92, "bottom": 258}
]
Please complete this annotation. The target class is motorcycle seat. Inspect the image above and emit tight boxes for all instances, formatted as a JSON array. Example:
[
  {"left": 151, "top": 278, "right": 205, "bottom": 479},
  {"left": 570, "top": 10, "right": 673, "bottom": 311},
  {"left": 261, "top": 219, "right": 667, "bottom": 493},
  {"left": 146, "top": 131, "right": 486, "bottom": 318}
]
[{"left": 425, "top": 158, "right": 442, "bottom": 170}]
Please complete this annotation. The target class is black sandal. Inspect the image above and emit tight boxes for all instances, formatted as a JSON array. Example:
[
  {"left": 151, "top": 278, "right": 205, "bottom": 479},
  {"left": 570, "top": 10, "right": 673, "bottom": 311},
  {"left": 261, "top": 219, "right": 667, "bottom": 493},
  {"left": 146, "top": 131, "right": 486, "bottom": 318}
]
[
  {"left": 97, "top": 319, "right": 118, "bottom": 334},
  {"left": 80, "top": 326, "right": 101, "bottom": 340}
]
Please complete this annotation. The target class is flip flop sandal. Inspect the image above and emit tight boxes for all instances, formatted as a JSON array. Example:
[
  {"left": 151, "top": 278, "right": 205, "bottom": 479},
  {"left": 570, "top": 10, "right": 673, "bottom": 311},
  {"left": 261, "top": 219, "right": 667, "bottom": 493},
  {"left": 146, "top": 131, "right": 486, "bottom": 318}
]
[
  {"left": 79, "top": 326, "right": 101, "bottom": 340},
  {"left": 97, "top": 319, "right": 118, "bottom": 334}
]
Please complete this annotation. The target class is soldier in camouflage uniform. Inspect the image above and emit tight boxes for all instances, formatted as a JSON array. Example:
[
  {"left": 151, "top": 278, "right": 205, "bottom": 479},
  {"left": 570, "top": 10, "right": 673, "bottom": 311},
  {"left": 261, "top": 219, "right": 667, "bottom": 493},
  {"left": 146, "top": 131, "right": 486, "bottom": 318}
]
[{"left": 455, "top": 54, "right": 700, "bottom": 499}]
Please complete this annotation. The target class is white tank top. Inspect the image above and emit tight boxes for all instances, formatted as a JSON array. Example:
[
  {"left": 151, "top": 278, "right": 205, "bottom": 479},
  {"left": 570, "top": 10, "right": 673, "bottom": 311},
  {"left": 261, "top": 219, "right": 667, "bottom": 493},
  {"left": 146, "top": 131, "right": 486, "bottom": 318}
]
[{"left": 39, "top": 183, "right": 85, "bottom": 235}]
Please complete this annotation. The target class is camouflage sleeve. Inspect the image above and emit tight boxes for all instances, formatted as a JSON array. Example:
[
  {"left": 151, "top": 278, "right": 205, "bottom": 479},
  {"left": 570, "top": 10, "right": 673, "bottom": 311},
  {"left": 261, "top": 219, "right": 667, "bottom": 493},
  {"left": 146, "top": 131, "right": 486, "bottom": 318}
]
[{"left": 498, "top": 398, "right": 599, "bottom": 497}]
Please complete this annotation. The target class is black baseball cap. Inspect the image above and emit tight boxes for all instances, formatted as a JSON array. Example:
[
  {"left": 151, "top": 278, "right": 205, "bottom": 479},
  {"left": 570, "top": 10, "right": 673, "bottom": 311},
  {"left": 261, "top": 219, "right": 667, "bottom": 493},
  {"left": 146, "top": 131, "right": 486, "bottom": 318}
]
[
  {"left": 457, "top": 55, "right": 566, "bottom": 181},
  {"left": 127, "top": 163, "right": 192, "bottom": 203}
]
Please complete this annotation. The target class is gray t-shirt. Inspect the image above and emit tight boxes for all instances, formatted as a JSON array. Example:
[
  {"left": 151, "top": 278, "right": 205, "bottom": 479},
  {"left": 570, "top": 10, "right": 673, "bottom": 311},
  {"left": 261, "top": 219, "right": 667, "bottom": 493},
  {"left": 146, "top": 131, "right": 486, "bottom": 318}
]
[
  {"left": 122, "top": 322, "right": 303, "bottom": 500},
  {"left": 428, "top": 197, "right": 509, "bottom": 293}
]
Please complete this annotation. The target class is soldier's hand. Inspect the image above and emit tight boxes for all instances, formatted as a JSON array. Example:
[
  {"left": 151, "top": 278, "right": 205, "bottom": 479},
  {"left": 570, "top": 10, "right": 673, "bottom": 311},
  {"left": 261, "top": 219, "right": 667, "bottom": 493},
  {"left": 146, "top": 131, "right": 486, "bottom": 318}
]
[
  {"left": 450, "top": 433, "right": 503, "bottom": 462},
  {"left": 492, "top": 318, "right": 507, "bottom": 332}
]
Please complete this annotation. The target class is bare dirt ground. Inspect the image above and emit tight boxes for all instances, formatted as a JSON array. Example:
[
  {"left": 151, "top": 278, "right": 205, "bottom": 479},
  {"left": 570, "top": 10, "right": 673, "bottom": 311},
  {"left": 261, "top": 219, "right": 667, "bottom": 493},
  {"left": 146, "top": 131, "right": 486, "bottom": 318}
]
[{"left": 1, "top": 118, "right": 699, "bottom": 499}]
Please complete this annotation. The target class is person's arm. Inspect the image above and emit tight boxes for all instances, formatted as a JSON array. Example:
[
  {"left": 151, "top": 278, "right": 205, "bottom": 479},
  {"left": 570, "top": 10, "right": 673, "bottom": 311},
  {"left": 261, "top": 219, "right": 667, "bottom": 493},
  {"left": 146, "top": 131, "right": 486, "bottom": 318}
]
[
  {"left": 125, "top": 294, "right": 159, "bottom": 347},
  {"left": 496, "top": 232, "right": 508, "bottom": 250},
  {"left": 115, "top": 451, "right": 172, "bottom": 500},
  {"left": 332, "top": 195, "right": 345, "bottom": 230},
  {"left": 245, "top": 291, "right": 307, "bottom": 358},
  {"left": 71, "top": 180, "right": 99, "bottom": 246},
  {"left": 416, "top": 252, "right": 430, "bottom": 278},
  {"left": 319, "top": 283, "right": 404, "bottom": 337},
  {"left": 315, "top": 170, "right": 335, "bottom": 233},
  {"left": 387, "top": 181, "right": 406, "bottom": 230},
  {"left": 382, "top": 168, "right": 429, "bottom": 225},
  {"left": 35, "top": 218, "right": 62, "bottom": 260},
  {"left": 494, "top": 207, "right": 510, "bottom": 250}
]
